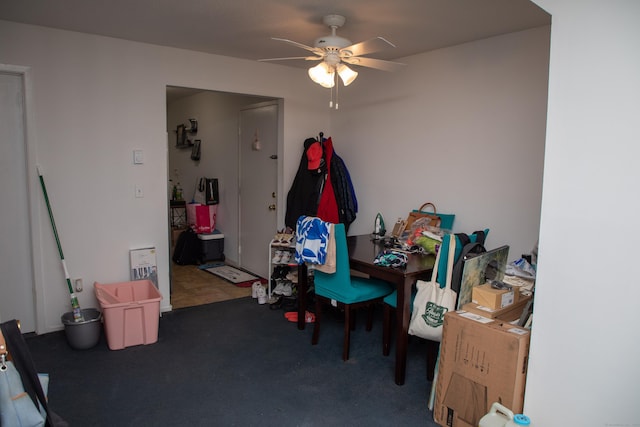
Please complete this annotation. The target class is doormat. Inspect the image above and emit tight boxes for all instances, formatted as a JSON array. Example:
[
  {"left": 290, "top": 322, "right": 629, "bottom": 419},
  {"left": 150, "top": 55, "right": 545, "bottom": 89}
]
[{"left": 203, "top": 265, "right": 259, "bottom": 286}]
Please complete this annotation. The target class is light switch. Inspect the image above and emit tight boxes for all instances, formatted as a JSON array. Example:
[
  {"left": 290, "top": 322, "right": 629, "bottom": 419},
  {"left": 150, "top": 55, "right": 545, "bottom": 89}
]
[
  {"left": 133, "top": 150, "right": 144, "bottom": 164},
  {"left": 135, "top": 185, "right": 144, "bottom": 198}
]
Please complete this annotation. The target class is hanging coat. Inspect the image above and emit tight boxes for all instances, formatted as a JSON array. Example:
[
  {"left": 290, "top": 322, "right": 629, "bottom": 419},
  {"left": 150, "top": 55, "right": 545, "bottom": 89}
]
[
  {"left": 316, "top": 137, "right": 340, "bottom": 224},
  {"left": 330, "top": 150, "right": 357, "bottom": 227},
  {"left": 285, "top": 138, "right": 325, "bottom": 229}
]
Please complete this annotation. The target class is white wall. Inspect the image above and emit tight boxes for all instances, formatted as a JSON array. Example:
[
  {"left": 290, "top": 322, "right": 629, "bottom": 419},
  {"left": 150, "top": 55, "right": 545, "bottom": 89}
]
[
  {"left": 333, "top": 26, "right": 550, "bottom": 260},
  {"left": 524, "top": 1, "right": 640, "bottom": 425},
  {"left": 0, "top": 20, "right": 328, "bottom": 332}
]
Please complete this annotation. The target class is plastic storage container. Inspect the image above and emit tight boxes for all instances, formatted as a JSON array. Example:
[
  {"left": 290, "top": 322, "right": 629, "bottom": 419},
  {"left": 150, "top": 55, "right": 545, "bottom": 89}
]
[
  {"left": 479, "top": 402, "right": 515, "bottom": 427},
  {"left": 94, "top": 280, "right": 163, "bottom": 350},
  {"left": 507, "top": 414, "right": 531, "bottom": 426},
  {"left": 480, "top": 403, "right": 532, "bottom": 427},
  {"left": 61, "top": 308, "right": 102, "bottom": 350},
  {"left": 198, "top": 230, "right": 224, "bottom": 262}
]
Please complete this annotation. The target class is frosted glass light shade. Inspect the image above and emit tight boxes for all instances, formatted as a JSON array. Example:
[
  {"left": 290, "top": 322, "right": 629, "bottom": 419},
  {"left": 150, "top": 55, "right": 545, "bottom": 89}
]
[
  {"left": 308, "top": 62, "right": 335, "bottom": 88},
  {"left": 337, "top": 64, "right": 358, "bottom": 86}
]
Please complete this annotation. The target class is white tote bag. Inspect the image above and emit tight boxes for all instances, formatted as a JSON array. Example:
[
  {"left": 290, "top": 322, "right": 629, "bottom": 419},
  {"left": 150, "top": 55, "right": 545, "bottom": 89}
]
[{"left": 409, "top": 235, "right": 457, "bottom": 342}]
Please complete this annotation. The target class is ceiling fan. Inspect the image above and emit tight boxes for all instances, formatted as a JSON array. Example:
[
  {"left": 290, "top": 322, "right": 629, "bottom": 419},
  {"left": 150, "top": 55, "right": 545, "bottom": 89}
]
[{"left": 259, "top": 14, "right": 405, "bottom": 89}]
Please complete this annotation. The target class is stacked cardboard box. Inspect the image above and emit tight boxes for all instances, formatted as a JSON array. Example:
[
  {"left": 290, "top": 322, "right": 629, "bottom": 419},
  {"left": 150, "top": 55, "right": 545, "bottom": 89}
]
[
  {"left": 471, "top": 283, "right": 515, "bottom": 309},
  {"left": 462, "top": 294, "right": 532, "bottom": 322},
  {"left": 433, "top": 311, "right": 530, "bottom": 427}
]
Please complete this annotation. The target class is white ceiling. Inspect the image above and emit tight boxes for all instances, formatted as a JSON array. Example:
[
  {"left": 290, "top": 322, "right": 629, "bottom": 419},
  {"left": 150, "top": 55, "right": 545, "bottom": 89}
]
[{"left": 0, "top": 0, "right": 550, "bottom": 69}]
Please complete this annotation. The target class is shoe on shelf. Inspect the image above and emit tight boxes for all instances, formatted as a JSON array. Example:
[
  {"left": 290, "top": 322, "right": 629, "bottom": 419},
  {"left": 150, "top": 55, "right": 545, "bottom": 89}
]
[
  {"left": 272, "top": 280, "right": 286, "bottom": 295},
  {"left": 256, "top": 286, "right": 267, "bottom": 305},
  {"left": 271, "top": 250, "right": 283, "bottom": 263},
  {"left": 281, "top": 233, "right": 294, "bottom": 246},
  {"left": 285, "top": 270, "right": 298, "bottom": 283},
  {"left": 281, "top": 281, "right": 293, "bottom": 297},
  {"left": 279, "top": 251, "right": 292, "bottom": 265}
]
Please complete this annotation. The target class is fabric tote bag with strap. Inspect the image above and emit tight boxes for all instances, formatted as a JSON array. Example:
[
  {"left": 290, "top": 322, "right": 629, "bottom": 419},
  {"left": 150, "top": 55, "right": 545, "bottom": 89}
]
[
  {"left": 1, "top": 320, "right": 68, "bottom": 427},
  {"left": 408, "top": 234, "right": 457, "bottom": 342}
]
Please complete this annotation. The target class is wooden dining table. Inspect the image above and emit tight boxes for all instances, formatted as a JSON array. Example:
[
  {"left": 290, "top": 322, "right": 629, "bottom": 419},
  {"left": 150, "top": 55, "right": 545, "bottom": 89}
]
[{"left": 296, "top": 234, "right": 435, "bottom": 385}]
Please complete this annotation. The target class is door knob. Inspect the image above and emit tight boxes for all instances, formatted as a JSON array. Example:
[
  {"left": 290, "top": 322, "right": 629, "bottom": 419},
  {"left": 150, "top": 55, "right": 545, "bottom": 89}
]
[{"left": 268, "top": 204, "right": 276, "bottom": 211}]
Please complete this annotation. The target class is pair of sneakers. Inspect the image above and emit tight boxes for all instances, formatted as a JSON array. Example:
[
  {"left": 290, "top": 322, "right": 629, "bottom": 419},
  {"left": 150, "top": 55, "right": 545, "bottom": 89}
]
[
  {"left": 272, "top": 250, "right": 292, "bottom": 265},
  {"left": 273, "top": 230, "right": 294, "bottom": 247},
  {"left": 272, "top": 280, "right": 293, "bottom": 297},
  {"left": 251, "top": 281, "right": 267, "bottom": 304}
]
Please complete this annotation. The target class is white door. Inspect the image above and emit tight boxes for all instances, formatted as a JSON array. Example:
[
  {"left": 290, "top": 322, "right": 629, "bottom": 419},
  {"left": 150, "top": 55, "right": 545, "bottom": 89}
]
[
  {"left": 0, "top": 71, "right": 37, "bottom": 332},
  {"left": 239, "top": 102, "right": 278, "bottom": 278}
]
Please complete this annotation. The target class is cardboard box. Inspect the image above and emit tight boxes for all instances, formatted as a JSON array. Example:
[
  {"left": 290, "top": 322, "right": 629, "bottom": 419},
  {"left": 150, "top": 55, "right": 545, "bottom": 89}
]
[
  {"left": 472, "top": 283, "right": 514, "bottom": 310},
  {"left": 462, "top": 294, "right": 532, "bottom": 321},
  {"left": 433, "top": 311, "right": 530, "bottom": 427}
]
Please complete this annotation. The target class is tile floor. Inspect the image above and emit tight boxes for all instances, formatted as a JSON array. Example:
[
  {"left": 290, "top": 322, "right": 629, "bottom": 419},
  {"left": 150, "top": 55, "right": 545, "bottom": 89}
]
[{"left": 170, "top": 263, "right": 252, "bottom": 309}]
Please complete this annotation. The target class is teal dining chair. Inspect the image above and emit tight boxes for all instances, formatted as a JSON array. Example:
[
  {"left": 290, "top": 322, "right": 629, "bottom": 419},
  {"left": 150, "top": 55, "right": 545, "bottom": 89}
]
[{"left": 312, "top": 223, "right": 394, "bottom": 361}]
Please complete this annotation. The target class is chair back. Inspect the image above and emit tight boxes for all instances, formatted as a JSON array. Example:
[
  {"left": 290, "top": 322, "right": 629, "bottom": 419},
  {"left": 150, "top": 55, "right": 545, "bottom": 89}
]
[
  {"left": 313, "top": 223, "right": 352, "bottom": 294},
  {"left": 436, "top": 229, "right": 489, "bottom": 288}
]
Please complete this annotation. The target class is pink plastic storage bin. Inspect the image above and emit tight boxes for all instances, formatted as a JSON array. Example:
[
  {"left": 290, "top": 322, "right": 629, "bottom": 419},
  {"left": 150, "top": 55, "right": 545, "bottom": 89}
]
[{"left": 94, "top": 280, "right": 163, "bottom": 350}]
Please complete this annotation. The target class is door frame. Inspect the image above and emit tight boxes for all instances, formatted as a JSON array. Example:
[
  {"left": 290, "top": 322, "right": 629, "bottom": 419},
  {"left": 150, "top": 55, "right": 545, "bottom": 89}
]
[{"left": 0, "top": 64, "right": 46, "bottom": 333}]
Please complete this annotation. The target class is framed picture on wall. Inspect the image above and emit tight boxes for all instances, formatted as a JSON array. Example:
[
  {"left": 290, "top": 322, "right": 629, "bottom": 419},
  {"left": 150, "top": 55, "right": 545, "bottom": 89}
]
[{"left": 176, "top": 124, "right": 187, "bottom": 148}]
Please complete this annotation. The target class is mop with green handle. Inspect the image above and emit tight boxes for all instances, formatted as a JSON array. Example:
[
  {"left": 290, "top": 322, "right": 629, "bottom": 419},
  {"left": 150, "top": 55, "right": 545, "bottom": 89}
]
[{"left": 37, "top": 166, "right": 84, "bottom": 322}]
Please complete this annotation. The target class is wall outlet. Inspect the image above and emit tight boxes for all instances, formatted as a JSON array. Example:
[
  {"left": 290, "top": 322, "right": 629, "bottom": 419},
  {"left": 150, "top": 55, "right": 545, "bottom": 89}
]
[{"left": 74, "top": 278, "right": 83, "bottom": 292}]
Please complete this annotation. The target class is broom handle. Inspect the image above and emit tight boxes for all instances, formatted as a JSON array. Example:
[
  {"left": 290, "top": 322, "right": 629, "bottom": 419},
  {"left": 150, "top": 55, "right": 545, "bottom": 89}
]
[{"left": 37, "top": 166, "right": 83, "bottom": 321}]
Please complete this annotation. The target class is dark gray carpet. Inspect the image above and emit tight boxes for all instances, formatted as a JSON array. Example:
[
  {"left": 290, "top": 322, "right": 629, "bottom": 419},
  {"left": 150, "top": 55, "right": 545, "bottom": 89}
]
[{"left": 25, "top": 297, "right": 439, "bottom": 426}]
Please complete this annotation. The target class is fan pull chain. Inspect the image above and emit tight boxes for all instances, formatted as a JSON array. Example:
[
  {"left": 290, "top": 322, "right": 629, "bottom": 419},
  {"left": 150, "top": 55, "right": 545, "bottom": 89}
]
[
  {"left": 329, "top": 84, "right": 333, "bottom": 109},
  {"left": 335, "top": 75, "right": 339, "bottom": 110}
]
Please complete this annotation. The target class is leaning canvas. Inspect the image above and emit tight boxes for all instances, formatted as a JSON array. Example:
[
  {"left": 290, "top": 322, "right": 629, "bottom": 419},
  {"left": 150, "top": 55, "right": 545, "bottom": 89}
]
[
  {"left": 457, "top": 245, "right": 509, "bottom": 309},
  {"left": 130, "top": 247, "right": 158, "bottom": 288}
]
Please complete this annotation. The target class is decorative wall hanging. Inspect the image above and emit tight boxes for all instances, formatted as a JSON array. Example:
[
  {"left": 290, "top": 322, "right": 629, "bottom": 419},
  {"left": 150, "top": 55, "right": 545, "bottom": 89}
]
[
  {"left": 252, "top": 129, "right": 261, "bottom": 151},
  {"left": 191, "top": 140, "right": 201, "bottom": 161},
  {"left": 176, "top": 124, "right": 188, "bottom": 148}
]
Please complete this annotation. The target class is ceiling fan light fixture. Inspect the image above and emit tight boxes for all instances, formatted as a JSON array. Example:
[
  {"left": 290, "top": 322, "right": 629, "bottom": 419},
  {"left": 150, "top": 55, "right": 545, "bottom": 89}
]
[
  {"left": 337, "top": 63, "right": 358, "bottom": 86},
  {"left": 308, "top": 62, "right": 335, "bottom": 88}
]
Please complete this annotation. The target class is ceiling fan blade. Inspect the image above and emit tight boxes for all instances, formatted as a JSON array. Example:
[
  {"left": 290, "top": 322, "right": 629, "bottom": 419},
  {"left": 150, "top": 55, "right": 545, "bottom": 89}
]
[
  {"left": 259, "top": 56, "right": 322, "bottom": 62},
  {"left": 342, "top": 56, "right": 406, "bottom": 72},
  {"left": 341, "top": 37, "right": 396, "bottom": 57},
  {"left": 271, "top": 37, "right": 324, "bottom": 55}
]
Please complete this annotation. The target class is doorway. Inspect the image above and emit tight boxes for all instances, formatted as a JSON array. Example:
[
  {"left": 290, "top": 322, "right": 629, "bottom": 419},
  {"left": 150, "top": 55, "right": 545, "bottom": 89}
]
[{"left": 166, "top": 87, "right": 280, "bottom": 308}]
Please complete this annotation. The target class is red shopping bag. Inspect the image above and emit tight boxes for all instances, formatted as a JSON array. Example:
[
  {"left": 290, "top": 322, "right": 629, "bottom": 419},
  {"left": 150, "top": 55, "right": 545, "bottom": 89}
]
[
  {"left": 195, "top": 205, "right": 217, "bottom": 233},
  {"left": 186, "top": 203, "right": 200, "bottom": 226}
]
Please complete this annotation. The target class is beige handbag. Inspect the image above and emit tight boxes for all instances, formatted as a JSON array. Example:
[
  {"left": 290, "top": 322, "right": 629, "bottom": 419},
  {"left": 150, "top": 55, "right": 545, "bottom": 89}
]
[{"left": 405, "top": 202, "right": 442, "bottom": 230}]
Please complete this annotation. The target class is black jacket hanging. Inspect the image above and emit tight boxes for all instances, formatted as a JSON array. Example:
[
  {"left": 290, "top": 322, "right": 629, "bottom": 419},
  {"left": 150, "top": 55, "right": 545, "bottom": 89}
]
[{"left": 285, "top": 138, "right": 325, "bottom": 229}]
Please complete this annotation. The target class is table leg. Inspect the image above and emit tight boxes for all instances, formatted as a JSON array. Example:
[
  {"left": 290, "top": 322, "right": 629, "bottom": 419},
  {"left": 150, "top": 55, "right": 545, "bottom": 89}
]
[
  {"left": 394, "top": 276, "right": 412, "bottom": 385},
  {"left": 297, "top": 263, "right": 307, "bottom": 330}
]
